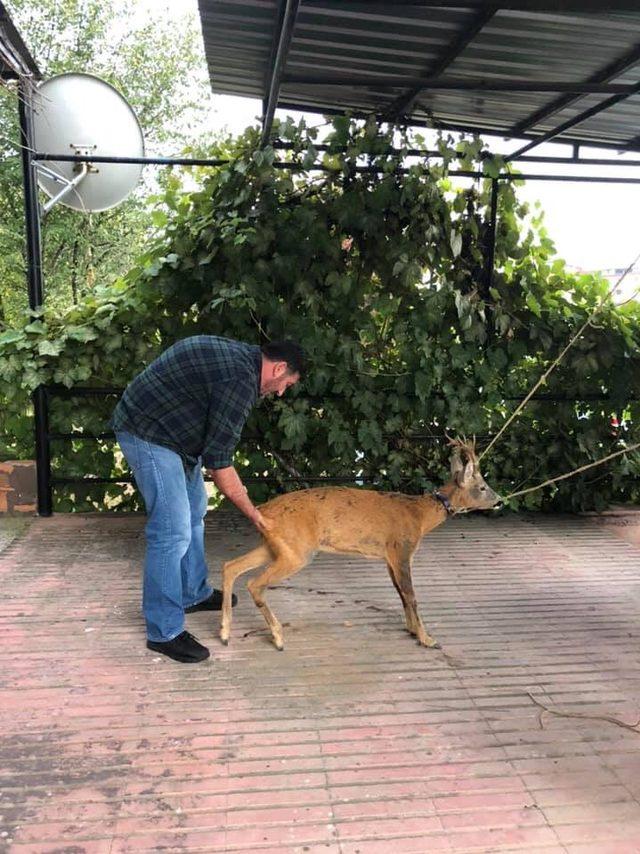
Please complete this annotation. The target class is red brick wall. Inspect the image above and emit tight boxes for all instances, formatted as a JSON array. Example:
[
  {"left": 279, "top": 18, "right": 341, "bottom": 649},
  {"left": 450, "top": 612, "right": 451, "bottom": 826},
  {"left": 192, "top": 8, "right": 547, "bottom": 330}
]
[{"left": 0, "top": 461, "right": 36, "bottom": 514}]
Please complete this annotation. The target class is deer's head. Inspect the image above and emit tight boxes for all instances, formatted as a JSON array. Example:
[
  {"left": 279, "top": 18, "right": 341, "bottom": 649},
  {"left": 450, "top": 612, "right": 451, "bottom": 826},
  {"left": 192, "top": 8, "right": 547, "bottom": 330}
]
[{"left": 447, "top": 437, "right": 500, "bottom": 511}]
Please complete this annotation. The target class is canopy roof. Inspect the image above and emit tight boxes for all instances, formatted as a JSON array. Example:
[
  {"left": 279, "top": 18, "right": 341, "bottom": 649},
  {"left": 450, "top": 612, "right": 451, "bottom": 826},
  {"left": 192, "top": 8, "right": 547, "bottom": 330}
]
[
  {"left": 0, "top": 1, "right": 40, "bottom": 81},
  {"left": 198, "top": 1, "right": 640, "bottom": 154}
]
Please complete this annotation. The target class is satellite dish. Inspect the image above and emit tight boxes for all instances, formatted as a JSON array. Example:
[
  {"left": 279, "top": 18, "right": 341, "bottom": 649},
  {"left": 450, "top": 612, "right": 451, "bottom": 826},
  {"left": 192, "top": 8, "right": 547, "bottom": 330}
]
[{"left": 32, "top": 72, "right": 144, "bottom": 213}]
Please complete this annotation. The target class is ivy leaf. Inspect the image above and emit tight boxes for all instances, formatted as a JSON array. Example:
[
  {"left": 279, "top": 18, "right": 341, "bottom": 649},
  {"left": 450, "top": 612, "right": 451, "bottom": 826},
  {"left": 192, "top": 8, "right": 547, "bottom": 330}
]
[
  {"left": 0, "top": 329, "right": 25, "bottom": 345},
  {"left": 151, "top": 210, "right": 168, "bottom": 228},
  {"left": 302, "top": 146, "right": 318, "bottom": 169},
  {"left": 38, "top": 339, "right": 64, "bottom": 357},
  {"left": 66, "top": 326, "right": 99, "bottom": 342},
  {"left": 450, "top": 230, "right": 462, "bottom": 258},
  {"left": 415, "top": 372, "right": 432, "bottom": 402},
  {"left": 24, "top": 320, "right": 47, "bottom": 334},
  {"left": 483, "top": 156, "right": 503, "bottom": 180},
  {"left": 526, "top": 293, "right": 542, "bottom": 318}
]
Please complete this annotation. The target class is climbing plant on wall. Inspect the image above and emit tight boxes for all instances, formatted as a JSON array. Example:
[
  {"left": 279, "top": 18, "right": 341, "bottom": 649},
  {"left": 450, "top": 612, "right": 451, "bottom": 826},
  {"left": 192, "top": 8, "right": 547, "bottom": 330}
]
[{"left": 1, "top": 116, "right": 639, "bottom": 512}]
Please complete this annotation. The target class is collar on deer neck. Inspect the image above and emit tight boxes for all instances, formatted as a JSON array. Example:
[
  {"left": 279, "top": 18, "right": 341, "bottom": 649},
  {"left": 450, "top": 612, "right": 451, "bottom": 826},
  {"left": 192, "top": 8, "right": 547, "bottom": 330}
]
[{"left": 433, "top": 491, "right": 454, "bottom": 516}]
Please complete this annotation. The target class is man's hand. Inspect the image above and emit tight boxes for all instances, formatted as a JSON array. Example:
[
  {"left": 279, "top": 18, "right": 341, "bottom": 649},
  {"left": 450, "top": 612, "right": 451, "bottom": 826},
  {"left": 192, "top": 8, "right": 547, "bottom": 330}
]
[
  {"left": 252, "top": 510, "right": 274, "bottom": 532},
  {"left": 209, "top": 466, "right": 274, "bottom": 531}
]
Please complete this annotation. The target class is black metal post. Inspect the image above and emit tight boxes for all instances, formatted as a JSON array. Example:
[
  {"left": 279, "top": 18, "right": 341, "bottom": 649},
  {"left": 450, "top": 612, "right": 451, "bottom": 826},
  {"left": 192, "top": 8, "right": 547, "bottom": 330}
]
[
  {"left": 18, "top": 79, "right": 52, "bottom": 516},
  {"left": 261, "top": 0, "right": 300, "bottom": 146},
  {"left": 483, "top": 178, "right": 499, "bottom": 294}
]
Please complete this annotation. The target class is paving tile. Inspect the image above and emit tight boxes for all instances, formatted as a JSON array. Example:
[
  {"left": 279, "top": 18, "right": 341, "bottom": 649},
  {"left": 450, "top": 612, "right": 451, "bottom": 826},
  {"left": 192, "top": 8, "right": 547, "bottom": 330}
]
[{"left": 2, "top": 511, "right": 640, "bottom": 853}]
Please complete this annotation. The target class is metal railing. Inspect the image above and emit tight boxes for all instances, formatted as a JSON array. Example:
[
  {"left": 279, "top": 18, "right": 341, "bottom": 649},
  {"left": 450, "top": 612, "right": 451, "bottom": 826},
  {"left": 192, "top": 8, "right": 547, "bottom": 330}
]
[{"left": 36, "top": 383, "right": 637, "bottom": 514}]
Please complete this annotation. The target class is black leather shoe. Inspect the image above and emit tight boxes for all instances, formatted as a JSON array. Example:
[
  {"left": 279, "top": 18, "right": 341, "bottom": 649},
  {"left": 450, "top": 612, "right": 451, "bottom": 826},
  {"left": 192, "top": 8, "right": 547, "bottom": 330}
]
[
  {"left": 147, "top": 630, "right": 210, "bottom": 663},
  {"left": 185, "top": 589, "right": 237, "bottom": 613}
]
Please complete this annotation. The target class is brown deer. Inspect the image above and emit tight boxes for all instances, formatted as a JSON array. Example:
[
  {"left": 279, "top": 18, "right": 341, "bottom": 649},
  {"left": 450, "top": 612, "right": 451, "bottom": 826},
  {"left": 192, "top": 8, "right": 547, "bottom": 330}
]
[{"left": 219, "top": 438, "right": 500, "bottom": 650}]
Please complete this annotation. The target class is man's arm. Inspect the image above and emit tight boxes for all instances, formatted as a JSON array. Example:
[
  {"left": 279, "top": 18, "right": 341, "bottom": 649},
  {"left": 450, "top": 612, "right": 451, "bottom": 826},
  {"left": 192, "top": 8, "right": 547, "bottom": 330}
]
[{"left": 208, "top": 466, "right": 272, "bottom": 530}]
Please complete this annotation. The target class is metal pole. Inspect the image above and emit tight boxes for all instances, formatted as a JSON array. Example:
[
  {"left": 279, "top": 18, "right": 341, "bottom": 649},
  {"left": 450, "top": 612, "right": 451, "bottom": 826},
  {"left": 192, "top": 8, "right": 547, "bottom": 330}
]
[
  {"left": 483, "top": 178, "right": 499, "bottom": 340},
  {"left": 18, "top": 78, "right": 52, "bottom": 516},
  {"left": 484, "top": 178, "right": 499, "bottom": 293},
  {"left": 261, "top": 0, "right": 300, "bottom": 146}
]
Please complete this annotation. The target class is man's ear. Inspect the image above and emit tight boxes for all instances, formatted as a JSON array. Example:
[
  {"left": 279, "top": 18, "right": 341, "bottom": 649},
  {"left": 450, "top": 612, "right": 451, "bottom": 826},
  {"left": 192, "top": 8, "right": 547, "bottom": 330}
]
[{"left": 273, "top": 361, "right": 288, "bottom": 378}]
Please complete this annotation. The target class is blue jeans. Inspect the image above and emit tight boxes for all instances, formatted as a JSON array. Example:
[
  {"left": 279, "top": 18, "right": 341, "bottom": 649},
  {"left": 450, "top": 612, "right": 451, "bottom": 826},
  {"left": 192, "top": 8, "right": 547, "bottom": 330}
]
[{"left": 116, "top": 431, "right": 213, "bottom": 642}]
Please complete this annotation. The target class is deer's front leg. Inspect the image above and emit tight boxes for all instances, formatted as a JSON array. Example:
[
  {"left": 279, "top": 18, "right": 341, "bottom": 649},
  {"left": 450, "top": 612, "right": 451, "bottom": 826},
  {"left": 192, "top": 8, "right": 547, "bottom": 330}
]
[{"left": 387, "top": 541, "right": 441, "bottom": 649}]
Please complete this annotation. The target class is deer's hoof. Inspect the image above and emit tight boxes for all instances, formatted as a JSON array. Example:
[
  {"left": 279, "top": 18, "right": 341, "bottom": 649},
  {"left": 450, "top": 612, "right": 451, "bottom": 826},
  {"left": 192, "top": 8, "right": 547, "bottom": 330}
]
[{"left": 220, "top": 637, "right": 229, "bottom": 646}]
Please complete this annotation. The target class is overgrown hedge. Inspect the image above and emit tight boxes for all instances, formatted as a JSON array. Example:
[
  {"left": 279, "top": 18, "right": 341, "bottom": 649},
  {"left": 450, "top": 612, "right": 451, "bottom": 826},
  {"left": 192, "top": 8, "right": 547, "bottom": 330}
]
[{"left": 1, "top": 117, "right": 639, "bottom": 512}]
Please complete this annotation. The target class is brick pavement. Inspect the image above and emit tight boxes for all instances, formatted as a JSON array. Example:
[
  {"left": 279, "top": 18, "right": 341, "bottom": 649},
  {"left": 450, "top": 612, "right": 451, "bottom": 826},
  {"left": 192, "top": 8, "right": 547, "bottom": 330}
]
[{"left": 1, "top": 511, "right": 640, "bottom": 852}]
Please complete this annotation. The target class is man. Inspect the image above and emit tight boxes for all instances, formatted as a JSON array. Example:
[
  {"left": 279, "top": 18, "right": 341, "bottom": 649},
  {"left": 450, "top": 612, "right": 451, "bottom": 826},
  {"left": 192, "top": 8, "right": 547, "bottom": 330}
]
[{"left": 112, "top": 335, "right": 305, "bottom": 664}]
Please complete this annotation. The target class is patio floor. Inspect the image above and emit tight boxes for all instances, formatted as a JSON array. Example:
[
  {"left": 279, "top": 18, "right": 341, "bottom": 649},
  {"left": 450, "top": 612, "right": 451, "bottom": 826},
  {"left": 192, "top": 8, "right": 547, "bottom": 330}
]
[{"left": 1, "top": 510, "right": 640, "bottom": 853}]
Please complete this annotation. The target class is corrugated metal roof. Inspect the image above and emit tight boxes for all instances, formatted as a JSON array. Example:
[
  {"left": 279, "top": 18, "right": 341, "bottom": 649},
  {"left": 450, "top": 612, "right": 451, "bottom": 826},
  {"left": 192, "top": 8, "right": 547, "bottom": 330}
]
[
  {"left": 198, "top": 1, "right": 640, "bottom": 152},
  {"left": 0, "top": 1, "right": 40, "bottom": 80}
]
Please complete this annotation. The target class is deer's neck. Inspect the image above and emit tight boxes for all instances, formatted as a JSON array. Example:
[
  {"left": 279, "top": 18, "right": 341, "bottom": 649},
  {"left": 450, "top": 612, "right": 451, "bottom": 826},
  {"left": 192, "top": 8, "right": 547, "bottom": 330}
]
[{"left": 418, "top": 486, "right": 453, "bottom": 535}]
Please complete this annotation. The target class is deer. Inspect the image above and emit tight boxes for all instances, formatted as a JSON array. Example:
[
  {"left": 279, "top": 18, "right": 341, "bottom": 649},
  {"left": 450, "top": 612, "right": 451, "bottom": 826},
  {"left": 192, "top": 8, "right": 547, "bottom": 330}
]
[{"left": 219, "top": 438, "right": 500, "bottom": 651}]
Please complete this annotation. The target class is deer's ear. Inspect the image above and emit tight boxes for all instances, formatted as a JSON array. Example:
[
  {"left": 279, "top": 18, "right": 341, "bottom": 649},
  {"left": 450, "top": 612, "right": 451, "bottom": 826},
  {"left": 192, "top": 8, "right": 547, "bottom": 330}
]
[
  {"left": 452, "top": 450, "right": 474, "bottom": 486},
  {"left": 451, "top": 441, "right": 479, "bottom": 485},
  {"left": 459, "top": 460, "right": 475, "bottom": 486},
  {"left": 450, "top": 448, "right": 464, "bottom": 478}
]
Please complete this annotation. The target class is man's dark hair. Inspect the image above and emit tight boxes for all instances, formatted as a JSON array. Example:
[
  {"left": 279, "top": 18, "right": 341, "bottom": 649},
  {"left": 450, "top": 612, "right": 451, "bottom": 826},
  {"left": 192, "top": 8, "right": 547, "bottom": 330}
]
[{"left": 261, "top": 340, "right": 306, "bottom": 377}]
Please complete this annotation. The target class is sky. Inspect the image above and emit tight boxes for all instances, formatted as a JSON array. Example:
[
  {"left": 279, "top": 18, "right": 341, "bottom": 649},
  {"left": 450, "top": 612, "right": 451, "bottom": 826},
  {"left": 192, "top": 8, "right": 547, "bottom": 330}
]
[{"left": 139, "top": 1, "right": 640, "bottom": 278}]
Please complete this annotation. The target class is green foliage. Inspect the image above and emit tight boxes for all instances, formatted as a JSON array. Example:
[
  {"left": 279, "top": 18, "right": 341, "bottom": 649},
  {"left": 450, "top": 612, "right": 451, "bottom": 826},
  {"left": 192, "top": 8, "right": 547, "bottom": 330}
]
[
  {"left": 2, "top": 117, "right": 639, "bottom": 512},
  {"left": 0, "top": 0, "right": 211, "bottom": 326}
]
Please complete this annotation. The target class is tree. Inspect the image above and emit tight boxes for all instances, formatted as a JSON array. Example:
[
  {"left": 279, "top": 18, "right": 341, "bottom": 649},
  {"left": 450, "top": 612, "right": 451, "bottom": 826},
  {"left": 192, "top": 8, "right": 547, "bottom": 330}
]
[{"left": 0, "top": 0, "right": 213, "bottom": 324}]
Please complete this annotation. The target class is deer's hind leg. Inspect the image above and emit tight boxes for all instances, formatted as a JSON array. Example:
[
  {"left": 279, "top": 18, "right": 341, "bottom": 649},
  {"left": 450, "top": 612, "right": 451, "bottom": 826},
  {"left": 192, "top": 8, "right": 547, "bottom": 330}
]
[
  {"left": 246, "top": 543, "right": 310, "bottom": 650},
  {"left": 387, "top": 541, "right": 440, "bottom": 649},
  {"left": 386, "top": 562, "right": 419, "bottom": 638},
  {"left": 220, "top": 545, "right": 270, "bottom": 645}
]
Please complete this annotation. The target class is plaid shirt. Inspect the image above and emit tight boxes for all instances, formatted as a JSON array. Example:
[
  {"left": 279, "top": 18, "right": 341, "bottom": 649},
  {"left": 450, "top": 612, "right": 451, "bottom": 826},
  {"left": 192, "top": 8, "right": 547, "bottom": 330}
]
[{"left": 111, "top": 336, "right": 261, "bottom": 469}]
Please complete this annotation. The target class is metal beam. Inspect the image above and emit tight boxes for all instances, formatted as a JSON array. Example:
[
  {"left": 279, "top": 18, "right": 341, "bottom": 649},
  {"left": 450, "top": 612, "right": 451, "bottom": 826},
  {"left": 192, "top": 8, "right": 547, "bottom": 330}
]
[
  {"left": 511, "top": 40, "right": 640, "bottom": 136},
  {"left": 275, "top": 140, "right": 640, "bottom": 166},
  {"left": 262, "top": 0, "right": 287, "bottom": 120},
  {"left": 275, "top": 98, "right": 640, "bottom": 154},
  {"left": 483, "top": 178, "right": 499, "bottom": 297},
  {"left": 507, "top": 79, "right": 640, "bottom": 159},
  {"left": 498, "top": 173, "right": 640, "bottom": 184},
  {"left": 383, "top": 5, "right": 497, "bottom": 118},
  {"left": 35, "top": 153, "right": 640, "bottom": 182},
  {"left": 301, "top": 1, "right": 640, "bottom": 8},
  {"left": 282, "top": 74, "right": 640, "bottom": 94},
  {"left": 261, "top": 0, "right": 300, "bottom": 147},
  {"left": 38, "top": 145, "right": 640, "bottom": 170}
]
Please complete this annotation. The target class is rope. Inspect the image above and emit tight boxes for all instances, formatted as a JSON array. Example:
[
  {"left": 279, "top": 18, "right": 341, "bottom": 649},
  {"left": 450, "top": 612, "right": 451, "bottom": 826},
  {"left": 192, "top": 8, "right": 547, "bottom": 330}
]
[
  {"left": 503, "top": 441, "right": 640, "bottom": 501},
  {"left": 528, "top": 692, "right": 640, "bottom": 734},
  {"left": 478, "top": 249, "right": 640, "bottom": 462}
]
